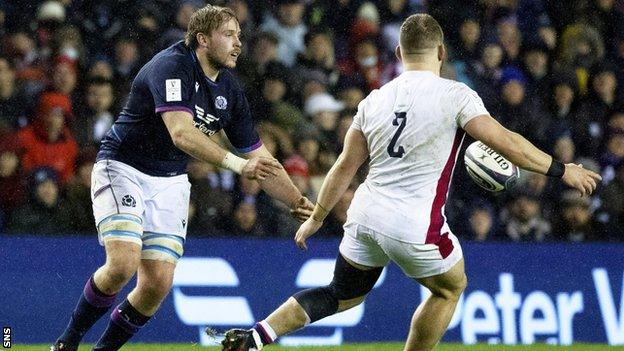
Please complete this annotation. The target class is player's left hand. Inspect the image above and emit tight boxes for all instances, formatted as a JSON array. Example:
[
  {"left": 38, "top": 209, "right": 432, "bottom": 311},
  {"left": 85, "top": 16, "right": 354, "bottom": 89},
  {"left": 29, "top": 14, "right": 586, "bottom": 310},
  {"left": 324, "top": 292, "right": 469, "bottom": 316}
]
[
  {"left": 294, "top": 217, "right": 323, "bottom": 250},
  {"left": 290, "top": 196, "right": 314, "bottom": 222}
]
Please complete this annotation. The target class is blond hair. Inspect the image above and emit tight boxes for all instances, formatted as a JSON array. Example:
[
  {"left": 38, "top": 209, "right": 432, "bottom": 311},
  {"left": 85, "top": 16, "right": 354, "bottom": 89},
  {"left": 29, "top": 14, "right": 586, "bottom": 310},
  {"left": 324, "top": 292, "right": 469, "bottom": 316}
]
[
  {"left": 185, "top": 5, "right": 237, "bottom": 49},
  {"left": 400, "top": 14, "right": 444, "bottom": 54}
]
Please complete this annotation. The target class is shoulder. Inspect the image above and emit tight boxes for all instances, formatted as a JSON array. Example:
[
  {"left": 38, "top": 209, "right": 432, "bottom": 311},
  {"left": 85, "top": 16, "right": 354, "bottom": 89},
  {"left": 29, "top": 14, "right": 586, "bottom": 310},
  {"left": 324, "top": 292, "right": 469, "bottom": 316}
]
[{"left": 151, "top": 43, "right": 193, "bottom": 76}]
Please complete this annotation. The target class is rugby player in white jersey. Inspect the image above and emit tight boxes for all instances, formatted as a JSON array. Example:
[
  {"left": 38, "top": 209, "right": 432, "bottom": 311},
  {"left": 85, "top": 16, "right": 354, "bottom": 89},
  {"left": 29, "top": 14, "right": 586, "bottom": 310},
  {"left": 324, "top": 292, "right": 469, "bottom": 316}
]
[{"left": 221, "top": 13, "right": 601, "bottom": 351}]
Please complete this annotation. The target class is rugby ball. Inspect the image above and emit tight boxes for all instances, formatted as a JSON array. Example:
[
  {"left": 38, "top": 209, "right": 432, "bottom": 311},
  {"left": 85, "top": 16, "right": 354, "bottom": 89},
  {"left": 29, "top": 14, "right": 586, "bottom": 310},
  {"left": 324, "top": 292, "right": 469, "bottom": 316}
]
[{"left": 464, "top": 141, "right": 520, "bottom": 192}]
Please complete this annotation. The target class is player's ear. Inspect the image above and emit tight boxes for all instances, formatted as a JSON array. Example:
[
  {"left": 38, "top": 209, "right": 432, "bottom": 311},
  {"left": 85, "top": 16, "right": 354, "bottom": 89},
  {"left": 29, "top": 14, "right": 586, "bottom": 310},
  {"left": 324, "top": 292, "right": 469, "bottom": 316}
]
[
  {"left": 438, "top": 44, "right": 446, "bottom": 62},
  {"left": 196, "top": 32, "right": 209, "bottom": 48},
  {"left": 395, "top": 45, "right": 402, "bottom": 62}
]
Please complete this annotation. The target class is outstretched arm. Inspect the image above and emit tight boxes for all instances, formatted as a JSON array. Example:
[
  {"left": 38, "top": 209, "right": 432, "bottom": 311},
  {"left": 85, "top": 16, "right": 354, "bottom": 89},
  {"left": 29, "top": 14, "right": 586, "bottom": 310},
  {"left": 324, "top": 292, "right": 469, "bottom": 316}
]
[
  {"left": 295, "top": 128, "right": 369, "bottom": 250},
  {"left": 463, "top": 115, "right": 602, "bottom": 196},
  {"left": 245, "top": 145, "right": 313, "bottom": 221},
  {"left": 162, "top": 111, "right": 281, "bottom": 180}
]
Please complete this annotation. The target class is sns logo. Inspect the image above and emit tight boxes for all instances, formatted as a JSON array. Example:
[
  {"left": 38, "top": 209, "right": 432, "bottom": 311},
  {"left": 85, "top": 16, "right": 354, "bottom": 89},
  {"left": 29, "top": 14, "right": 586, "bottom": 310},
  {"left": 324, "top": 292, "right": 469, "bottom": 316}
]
[{"left": 172, "top": 257, "right": 386, "bottom": 346}]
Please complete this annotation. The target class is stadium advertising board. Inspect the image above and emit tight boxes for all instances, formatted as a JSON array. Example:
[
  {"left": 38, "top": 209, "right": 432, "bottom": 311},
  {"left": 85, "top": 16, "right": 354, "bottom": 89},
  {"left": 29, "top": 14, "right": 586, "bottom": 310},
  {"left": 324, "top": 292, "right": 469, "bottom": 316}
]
[{"left": 1, "top": 237, "right": 622, "bottom": 346}]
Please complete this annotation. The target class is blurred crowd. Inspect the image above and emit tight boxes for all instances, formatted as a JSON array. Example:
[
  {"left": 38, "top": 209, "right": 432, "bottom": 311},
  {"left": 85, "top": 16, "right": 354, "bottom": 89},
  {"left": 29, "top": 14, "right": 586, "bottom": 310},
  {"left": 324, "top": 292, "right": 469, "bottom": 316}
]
[{"left": 0, "top": 0, "right": 622, "bottom": 242}]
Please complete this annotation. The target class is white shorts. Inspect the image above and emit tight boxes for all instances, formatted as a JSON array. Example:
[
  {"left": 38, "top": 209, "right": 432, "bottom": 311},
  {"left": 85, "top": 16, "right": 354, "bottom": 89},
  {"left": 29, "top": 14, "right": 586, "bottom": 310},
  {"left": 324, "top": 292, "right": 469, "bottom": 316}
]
[
  {"left": 91, "top": 159, "right": 191, "bottom": 242},
  {"left": 339, "top": 222, "right": 463, "bottom": 279}
]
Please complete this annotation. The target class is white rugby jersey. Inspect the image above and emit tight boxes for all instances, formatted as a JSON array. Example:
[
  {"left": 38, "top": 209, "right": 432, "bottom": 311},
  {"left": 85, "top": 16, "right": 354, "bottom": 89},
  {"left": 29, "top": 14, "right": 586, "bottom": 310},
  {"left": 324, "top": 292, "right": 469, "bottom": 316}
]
[{"left": 345, "top": 70, "right": 489, "bottom": 244}]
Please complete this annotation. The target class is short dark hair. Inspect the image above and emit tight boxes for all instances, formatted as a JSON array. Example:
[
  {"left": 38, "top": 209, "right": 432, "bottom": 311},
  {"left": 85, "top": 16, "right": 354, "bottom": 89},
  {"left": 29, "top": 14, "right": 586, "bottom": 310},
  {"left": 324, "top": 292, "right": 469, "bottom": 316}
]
[
  {"left": 400, "top": 14, "right": 444, "bottom": 53},
  {"left": 185, "top": 5, "right": 237, "bottom": 49}
]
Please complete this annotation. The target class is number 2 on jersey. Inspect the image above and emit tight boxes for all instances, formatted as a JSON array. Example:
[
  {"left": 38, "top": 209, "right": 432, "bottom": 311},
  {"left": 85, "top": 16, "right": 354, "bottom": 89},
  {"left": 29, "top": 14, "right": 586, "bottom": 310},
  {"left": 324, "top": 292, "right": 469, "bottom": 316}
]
[{"left": 387, "top": 112, "right": 406, "bottom": 158}]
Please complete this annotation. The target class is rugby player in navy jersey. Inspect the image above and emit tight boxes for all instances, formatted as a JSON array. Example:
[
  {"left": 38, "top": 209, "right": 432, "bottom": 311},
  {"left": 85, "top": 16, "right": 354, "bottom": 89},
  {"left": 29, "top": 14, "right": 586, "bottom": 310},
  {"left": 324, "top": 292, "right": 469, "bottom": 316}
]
[{"left": 51, "top": 5, "right": 313, "bottom": 351}]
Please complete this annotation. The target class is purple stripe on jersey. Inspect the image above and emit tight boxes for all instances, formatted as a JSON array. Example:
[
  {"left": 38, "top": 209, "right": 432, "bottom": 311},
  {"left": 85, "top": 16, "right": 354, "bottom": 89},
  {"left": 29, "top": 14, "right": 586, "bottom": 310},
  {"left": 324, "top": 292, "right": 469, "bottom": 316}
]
[
  {"left": 426, "top": 129, "right": 465, "bottom": 248},
  {"left": 155, "top": 106, "right": 193, "bottom": 115},
  {"left": 83, "top": 277, "right": 116, "bottom": 308},
  {"left": 111, "top": 307, "right": 141, "bottom": 334},
  {"left": 236, "top": 140, "right": 263, "bottom": 154}
]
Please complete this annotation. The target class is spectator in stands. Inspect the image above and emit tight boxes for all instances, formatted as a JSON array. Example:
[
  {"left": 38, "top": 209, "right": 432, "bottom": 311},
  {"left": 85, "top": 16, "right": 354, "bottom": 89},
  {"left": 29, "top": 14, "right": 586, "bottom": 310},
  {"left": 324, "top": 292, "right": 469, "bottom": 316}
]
[
  {"left": 500, "top": 191, "right": 551, "bottom": 242},
  {"left": 495, "top": 66, "right": 550, "bottom": 148},
  {"left": 0, "top": 135, "right": 25, "bottom": 219},
  {"left": 0, "top": 55, "right": 28, "bottom": 132},
  {"left": 73, "top": 76, "right": 115, "bottom": 147},
  {"left": 340, "top": 37, "right": 385, "bottom": 92},
  {"left": 61, "top": 150, "right": 96, "bottom": 234},
  {"left": 236, "top": 31, "right": 282, "bottom": 93},
  {"left": 87, "top": 59, "right": 114, "bottom": 80},
  {"left": 557, "top": 23, "right": 604, "bottom": 87},
  {"left": 581, "top": 0, "right": 624, "bottom": 57},
  {"left": 7, "top": 167, "right": 67, "bottom": 234},
  {"left": 470, "top": 41, "right": 504, "bottom": 109},
  {"left": 554, "top": 189, "right": 598, "bottom": 241},
  {"left": 230, "top": 201, "right": 267, "bottom": 237},
  {"left": 522, "top": 41, "right": 551, "bottom": 104},
  {"left": 294, "top": 31, "right": 339, "bottom": 89},
  {"left": 261, "top": 0, "right": 307, "bottom": 67},
  {"left": 51, "top": 25, "right": 86, "bottom": 69},
  {"left": 575, "top": 62, "right": 620, "bottom": 157},
  {"left": 17, "top": 91, "right": 78, "bottom": 184},
  {"left": 305, "top": 92, "right": 345, "bottom": 152},
  {"left": 601, "top": 130, "right": 624, "bottom": 180},
  {"left": 336, "top": 80, "right": 365, "bottom": 114},
  {"left": 50, "top": 55, "right": 79, "bottom": 100},
  {"left": 497, "top": 19, "right": 522, "bottom": 66},
  {"left": 113, "top": 37, "right": 141, "bottom": 93},
  {"left": 187, "top": 160, "right": 235, "bottom": 236},
  {"left": 157, "top": 0, "right": 201, "bottom": 50},
  {"left": 599, "top": 160, "right": 624, "bottom": 241},
  {"left": 6, "top": 30, "right": 45, "bottom": 99},
  {"left": 547, "top": 70, "right": 578, "bottom": 137},
  {"left": 452, "top": 15, "right": 481, "bottom": 63},
  {"left": 465, "top": 200, "right": 497, "bottom": 241}
]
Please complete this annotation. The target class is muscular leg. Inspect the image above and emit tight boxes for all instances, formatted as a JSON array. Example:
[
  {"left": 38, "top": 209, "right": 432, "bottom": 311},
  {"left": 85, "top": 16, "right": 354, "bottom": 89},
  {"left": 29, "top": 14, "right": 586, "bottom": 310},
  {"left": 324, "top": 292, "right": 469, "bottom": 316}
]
[
  {"left": 222, "top": 255, "right": 383, "bottom": 351},
  {"left": 266, "top": 256, "right": 373, "bottom": 335},
  {"left": 93, "top": 259, "right": 176, "bottom": 351},
  {"left": 54, "top": 240, "right": 141, "bottom": 350},
  {"left": 404, "top": 259, "right": 467, "bottom": 351}
]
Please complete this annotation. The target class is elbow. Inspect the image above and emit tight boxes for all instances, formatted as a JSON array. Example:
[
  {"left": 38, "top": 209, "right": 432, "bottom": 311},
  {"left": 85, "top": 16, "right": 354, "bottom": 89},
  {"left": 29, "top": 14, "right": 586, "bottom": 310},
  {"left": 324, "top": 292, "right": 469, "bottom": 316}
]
[{"left": 170, "top": 127, "right": 189, "bottom": 150}]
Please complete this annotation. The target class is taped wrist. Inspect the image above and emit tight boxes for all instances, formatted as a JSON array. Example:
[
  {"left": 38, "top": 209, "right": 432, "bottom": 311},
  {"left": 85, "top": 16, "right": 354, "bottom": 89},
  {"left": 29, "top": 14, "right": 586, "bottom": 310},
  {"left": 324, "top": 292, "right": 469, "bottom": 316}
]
[
  {"left": 546, "top": 159, "right": 565, "bottom": 178},
  {"left": 222, "top": 152, "right": 247, "bottom": 174}
]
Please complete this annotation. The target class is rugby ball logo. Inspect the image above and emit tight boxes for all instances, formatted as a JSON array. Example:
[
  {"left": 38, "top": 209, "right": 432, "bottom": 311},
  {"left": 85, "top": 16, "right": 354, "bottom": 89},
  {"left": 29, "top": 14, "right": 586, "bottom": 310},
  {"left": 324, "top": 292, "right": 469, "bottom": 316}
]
[{"left": 464, "top": 141, "right": 520, "bottom": 192}]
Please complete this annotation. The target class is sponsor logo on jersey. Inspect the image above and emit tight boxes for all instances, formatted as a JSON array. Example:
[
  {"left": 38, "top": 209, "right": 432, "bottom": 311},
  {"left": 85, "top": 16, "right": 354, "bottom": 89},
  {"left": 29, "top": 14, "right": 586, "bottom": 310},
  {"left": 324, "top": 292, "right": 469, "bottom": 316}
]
[
  {"left": 195, "top": 82, "right": 200, "bottom": 92},
  {"left": 215, "top": 96, "right": 227, "bottom": 110}
]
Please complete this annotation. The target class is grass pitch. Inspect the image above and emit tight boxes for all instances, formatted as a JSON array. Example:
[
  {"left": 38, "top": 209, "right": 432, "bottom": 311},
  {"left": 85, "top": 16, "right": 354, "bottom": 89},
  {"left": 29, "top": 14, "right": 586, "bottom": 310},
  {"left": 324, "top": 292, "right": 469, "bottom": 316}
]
[{"left": 16, "top": 343, "right": 619, "bottom": 350}]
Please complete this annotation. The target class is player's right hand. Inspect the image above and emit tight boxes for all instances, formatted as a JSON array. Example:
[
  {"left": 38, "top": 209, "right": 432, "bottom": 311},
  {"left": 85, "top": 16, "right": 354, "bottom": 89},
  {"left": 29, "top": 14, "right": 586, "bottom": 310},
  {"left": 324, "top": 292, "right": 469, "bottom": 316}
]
[
  {"left": 242, "top": 156, "right": 282, "bottom": 180},
  {"left": 562, "top": 163, "right": 602, "bottom": 197}
]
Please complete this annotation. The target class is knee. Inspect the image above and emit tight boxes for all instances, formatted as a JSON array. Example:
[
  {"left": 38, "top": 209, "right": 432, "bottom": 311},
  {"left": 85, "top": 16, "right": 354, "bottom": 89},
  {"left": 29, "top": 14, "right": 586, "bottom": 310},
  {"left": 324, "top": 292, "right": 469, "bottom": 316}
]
[
  {"left": 104, "top": 259, "right": 139, "bottom": 287},
  {"left": 137, "top": 276, "right": 173, "bottom": 302},
  {"left": 431, "top": 273, "right": 467, "bottom": 301}
]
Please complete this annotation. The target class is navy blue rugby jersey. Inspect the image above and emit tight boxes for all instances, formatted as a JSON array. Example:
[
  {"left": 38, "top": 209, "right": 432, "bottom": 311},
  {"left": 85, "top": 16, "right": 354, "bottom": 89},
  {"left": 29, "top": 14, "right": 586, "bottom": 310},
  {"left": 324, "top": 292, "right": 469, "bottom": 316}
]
[{"left": 97, "top": 41, "right": 262, "bottom": 176}]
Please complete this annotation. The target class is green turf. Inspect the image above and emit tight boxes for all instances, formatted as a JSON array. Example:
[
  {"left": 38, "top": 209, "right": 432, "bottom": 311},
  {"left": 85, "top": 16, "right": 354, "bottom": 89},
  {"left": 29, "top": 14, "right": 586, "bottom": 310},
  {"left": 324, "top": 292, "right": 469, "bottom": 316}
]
[{"left": 15, "top": 343, "right": 620, "bottom": 351}]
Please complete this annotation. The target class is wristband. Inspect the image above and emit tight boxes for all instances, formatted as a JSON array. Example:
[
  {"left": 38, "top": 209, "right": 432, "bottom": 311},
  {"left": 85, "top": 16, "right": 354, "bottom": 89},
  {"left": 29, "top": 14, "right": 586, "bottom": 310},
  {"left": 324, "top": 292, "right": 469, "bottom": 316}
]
[
  {"left": 222, "top": 152, "right": 248, "bottom": 174},
  {"left": 546, "top": 159, "right": 565, "bottom": 178}
]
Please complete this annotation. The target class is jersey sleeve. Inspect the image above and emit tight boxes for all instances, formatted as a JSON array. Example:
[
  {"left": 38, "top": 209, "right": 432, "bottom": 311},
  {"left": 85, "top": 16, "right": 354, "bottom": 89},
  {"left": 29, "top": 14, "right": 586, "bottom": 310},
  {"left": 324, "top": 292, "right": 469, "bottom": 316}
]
[
  {"left": 148, "top": 57, "right": 194, "bottom": 116},
  {"left": 223, "top": 91, "right": 262, "bottom": 153},
  {"left": 351, "top": 96, "right": 367, "bottom": 131},
  {"left": 452, "top": 83, "right": 489, "bottom": 128}
]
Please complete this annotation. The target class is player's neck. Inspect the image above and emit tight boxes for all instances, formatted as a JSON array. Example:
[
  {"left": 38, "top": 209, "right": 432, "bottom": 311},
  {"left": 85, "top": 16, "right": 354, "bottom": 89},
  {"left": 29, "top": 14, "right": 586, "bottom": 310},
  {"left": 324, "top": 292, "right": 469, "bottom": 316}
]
[
  {"left": 402, "top": 62, "right": 441, "bottom": 76},
  {"left": 195, "top": 48, "right": 220, "bottom": 81}
]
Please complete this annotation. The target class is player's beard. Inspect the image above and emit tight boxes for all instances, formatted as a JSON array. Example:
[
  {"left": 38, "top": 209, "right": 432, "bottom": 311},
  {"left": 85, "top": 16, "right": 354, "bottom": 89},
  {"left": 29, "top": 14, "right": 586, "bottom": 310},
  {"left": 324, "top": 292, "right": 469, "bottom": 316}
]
[{"left": 207, "top": 51, "right": 236, "bottom": 70}]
